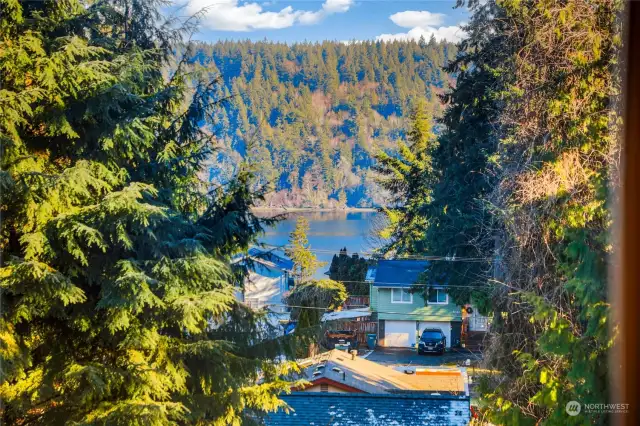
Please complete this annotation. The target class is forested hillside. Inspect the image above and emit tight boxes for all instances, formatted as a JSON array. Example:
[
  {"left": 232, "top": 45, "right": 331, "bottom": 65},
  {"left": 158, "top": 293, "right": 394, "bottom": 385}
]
[{"left": 191, "top": 38, "right": 457, "bottom": 208}]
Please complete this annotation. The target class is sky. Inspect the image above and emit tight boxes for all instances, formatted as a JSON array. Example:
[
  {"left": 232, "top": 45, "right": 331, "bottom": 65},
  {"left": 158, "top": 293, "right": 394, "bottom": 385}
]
[{"left": 170, "top": 0, "right": 470, "bottom": 44}]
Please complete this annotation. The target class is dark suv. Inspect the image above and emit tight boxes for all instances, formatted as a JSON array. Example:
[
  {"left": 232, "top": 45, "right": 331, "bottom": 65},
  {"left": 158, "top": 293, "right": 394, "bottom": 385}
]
[{"left": 418, "top": 329, "right": 446, "bottom": 355}]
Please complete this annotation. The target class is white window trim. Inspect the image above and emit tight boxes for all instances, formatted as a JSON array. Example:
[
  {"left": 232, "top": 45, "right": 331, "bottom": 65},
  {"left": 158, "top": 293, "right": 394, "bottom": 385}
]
[
  {"left": 427, "top": 288, "right": 449, "bottom": 305},
  {"left": 391, "top": 288, "right": 413, "bottom": 304}
]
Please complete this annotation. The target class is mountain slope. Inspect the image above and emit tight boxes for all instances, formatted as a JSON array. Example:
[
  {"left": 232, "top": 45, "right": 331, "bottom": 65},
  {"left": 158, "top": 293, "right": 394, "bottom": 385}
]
[{"left": 193, "top": 38, "right": 457, "bottom": 207}]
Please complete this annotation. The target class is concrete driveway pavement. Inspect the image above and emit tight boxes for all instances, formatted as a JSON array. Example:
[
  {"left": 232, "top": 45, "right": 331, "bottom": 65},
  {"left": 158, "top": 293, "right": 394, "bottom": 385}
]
[{"left": 365, "top": 347, "right": 482, "bottom": 367}]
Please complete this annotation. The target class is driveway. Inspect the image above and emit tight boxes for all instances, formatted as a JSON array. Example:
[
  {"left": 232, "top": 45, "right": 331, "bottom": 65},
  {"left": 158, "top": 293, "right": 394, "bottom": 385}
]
[{"left": 364, "top": 347, "right": 482, "bottom": 367}]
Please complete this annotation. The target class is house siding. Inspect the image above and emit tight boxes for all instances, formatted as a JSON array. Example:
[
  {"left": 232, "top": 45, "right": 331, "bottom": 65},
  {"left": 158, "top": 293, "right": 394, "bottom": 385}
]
[
  {"left": 370, "top": 283, "right": 378, "bottom": 311},
  {"left": 375, "top": 287, "right": 461, "bottom": 321},
  {"left": 244, "top": 263, "right": 289, "bottom": 313},
  {"left": 303, "top": 384, "right": 348, "bottom": 394}
]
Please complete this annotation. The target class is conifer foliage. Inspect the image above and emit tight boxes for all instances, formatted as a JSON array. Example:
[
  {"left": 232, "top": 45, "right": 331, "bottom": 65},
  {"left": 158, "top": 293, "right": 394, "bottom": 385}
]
[
  {"left": 374, "top": 99, "right": 438, "bottom": 255},
  {"left": 190, "top": 38, "right": 457, "bottom": 208},
  {"left": 0, "top": 1, "right": 295, "bottom": 424},
  {"left": 328, "top": 248, "right": 370, "bottom": 296},
  {"left": 387, "top": 0, "right": 622, "bottom": 424},
  {"left": 284, "top": 216, "right": 325, "bottom": 282}
]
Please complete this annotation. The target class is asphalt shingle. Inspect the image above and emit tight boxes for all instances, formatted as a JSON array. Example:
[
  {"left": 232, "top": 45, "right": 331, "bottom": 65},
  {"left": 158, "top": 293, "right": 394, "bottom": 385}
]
[
  {"left": 372, "top": 260, "right": 430, "bottom": 287},
  {"left": 298, "top": 350, "right": 466, "bottom": 394},
  {"left": 266, "top": 393, "right": 470, "bottom": 426}
]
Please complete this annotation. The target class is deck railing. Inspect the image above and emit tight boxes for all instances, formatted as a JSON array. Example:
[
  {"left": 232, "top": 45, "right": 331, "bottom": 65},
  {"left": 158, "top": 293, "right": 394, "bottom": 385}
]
[{"left": 344, "top": 295, "right": 369, "bottom": 308}]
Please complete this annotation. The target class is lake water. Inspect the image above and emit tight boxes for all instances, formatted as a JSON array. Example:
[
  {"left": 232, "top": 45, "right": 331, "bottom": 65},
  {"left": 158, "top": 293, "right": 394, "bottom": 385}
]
[{"left": 256, "top": 210, "right": 381, "bottom": 278}]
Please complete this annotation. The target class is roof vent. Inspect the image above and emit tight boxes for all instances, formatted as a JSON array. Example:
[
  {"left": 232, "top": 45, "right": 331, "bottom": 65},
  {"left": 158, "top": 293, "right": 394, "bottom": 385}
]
[
  {"left": 332, "top": 367, "right": 342, "bottom": 373},
  {"left": 404, "top": 369, "right": 415, "bottom": 375}
]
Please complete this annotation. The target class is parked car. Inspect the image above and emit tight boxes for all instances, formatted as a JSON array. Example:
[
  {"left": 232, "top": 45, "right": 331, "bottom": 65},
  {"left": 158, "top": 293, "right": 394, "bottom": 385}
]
[
  {"left": 324, "top": 330, "right": 358, "bottom": 350},
  {"left": 418, "top": 329, "right": 446, "bottom": 355}
]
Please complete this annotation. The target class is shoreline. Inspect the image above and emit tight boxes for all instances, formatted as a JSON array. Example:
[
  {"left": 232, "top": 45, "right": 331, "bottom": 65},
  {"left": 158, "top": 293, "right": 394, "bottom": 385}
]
[{"left": 251, "top": 207, "right": 378, "bottom": 213}]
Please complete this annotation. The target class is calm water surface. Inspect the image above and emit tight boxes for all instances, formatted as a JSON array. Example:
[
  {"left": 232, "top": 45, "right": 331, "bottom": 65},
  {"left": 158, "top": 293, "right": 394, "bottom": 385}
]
[{"left": 256, "top": 211, "right": 380, "bottom": 278}]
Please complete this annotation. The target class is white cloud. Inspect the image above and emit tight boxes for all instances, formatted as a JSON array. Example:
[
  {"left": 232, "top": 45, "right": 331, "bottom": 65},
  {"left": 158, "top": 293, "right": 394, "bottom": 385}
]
[
  {"left": 182, "top": 0, "right": 354, "bottom": 32},
  {"left": 376, "top": 9, "right": 466, "bottom": 43},
  {"left": 389, "top": 10, "right": 445, "bottom": 28},
  {"left": 376, "top": 25, "right": 466, "bottom": 43},
  {"left": 298, "top": 0, "right": 354, "bottom": 25},
  {"left": 323, "top": 0, "right": 353, "bottom": 13}
]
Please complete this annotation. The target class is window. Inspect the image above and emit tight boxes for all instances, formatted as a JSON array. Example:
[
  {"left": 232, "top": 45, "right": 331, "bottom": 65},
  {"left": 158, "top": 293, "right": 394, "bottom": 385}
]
[
  {"left": 427, "top": 289, "right": 448, "bottom": 304},
  {"left": 391, "top": 288, "right": 412, "bottom": 304},
  {"left": 421, "top": 330, "right": 444, "bottom": 339}
]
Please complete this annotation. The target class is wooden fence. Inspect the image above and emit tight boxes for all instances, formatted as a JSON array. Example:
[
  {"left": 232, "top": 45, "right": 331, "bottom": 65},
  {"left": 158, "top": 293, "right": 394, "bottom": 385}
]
[{"left": 331, "top": 321, "right": 377, "bottom": 345}]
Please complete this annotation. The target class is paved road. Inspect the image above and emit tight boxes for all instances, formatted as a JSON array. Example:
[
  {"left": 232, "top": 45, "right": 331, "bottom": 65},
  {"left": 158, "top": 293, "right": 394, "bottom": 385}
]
[{"left": 365, "top": 347, "right": 482, "bottom": 367}]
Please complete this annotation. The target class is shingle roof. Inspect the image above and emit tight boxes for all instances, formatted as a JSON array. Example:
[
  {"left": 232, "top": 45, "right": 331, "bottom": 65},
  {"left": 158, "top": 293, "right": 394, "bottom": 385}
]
[
  {"left": 372, "top": 260, "right": 429, "bottom": 287},
  {"left": 266, "top": 393, "right": 471, "bottom": 426},
  {"left": 246, "top": 247, "right": 294, "bottom": 271},
  {"left": 298, "top": 350, "right": 466, "bottom": 394}
]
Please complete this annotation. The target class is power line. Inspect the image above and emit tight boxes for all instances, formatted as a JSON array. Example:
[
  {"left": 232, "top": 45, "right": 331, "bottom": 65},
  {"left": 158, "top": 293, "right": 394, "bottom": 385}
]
[
  {"left": 260, "top": 243, "right": 492, "bottom": 262},
  {"left": 280, "top": 277, "right": 496, "bottom": 289},
  {"left": 265, "top": 304, "right": 487, "bottom": 320},
  {"left": 335, "top": 280, "right": 495, "bottom": 289}
]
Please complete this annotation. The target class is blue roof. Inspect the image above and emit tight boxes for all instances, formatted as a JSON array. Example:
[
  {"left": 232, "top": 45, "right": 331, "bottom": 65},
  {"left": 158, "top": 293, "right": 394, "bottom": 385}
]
[
  {"left": 266, "top": 393, "right": 470, "bottom": 426},
  {"left": 372, "top": 260, "right": 429, "bottom": 287},
  {"left": 365, "top": 266, "right": 377, "bottom": 282},
  {"left": 247, "top": 247, "right": 294, "bottom": 271}
]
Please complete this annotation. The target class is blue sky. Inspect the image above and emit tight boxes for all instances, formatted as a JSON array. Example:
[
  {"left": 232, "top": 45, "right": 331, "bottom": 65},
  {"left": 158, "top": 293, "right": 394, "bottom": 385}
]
[{"left": 170, "top": 1, "right": 469, "bottom": 43}]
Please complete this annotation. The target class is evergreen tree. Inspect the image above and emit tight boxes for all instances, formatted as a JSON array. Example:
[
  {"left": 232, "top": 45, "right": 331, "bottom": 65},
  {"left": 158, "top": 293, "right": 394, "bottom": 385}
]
[
  {"left": 374, "top": 99, "right": 438, "bottom": 255},
  {"left": 285, "top": 216, "right": 325, "bottom": 282},
  {"left": 328, "top": 249, "right": 370, "bottom": 296},
  {"left": 403, "top": 1, "right": 621, "bottom": 424},
  {"left": 338, "top": 189, "right": 347, "bottom": 208},
  {"left": 417, "top": 0, "right": 515, "bottom": 307},
  {"left": 0, "top": 1, "right": 295, "bottom": 424},
  {"left": 286, "top": 279, "right": 347, "bottom": 357}
]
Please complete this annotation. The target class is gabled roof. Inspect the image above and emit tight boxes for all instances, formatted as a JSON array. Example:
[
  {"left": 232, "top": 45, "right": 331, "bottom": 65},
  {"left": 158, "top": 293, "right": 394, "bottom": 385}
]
[
  {"left": 297, "top": 350, "right": 466, "bottom": 395},
  {"left": 232, "top": 247, "right": 294, "bottom": 272},
  {"left": 248, "top": 247, "right": 294, "bottom": 271},
  {"left": 266, "top": 393, "right": 471, "bottom": 426},
  {"left": 371, "top": 259, "right": 429, "bottom": 287}
]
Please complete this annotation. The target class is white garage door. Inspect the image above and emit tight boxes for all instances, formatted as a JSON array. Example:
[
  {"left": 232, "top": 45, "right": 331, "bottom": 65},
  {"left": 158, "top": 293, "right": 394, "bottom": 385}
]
[
  {"left": 384, "top": 321, "right": 416, "bottom": 347},
  {"left": 419, "top": 322, "right": 451, "bottom": 348}
]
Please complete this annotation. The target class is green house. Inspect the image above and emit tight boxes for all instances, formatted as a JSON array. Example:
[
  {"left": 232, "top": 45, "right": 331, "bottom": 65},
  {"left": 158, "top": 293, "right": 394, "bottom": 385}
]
[{"left": 367, "top": 260, "right": 462, "bottom": 348}]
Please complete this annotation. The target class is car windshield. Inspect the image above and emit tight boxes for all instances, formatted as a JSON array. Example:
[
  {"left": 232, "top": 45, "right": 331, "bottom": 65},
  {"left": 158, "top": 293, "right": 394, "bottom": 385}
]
[{"left": 421, "top": 331, "right": 442, "bottom": 339}]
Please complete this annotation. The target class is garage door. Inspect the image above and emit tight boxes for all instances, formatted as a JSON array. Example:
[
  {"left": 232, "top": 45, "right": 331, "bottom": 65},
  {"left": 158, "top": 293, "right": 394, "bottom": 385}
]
[
  {"left": 419, "top": 321, "right": 452, "bottom": 348},
  {"left": 384, "top": 320, "right": 416, "bottom": 347}
]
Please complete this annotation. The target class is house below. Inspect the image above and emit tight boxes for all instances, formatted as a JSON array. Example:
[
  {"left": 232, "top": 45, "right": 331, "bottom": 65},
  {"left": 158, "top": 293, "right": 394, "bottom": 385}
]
[
  {"left": 266, "top": 349, "right": 470, "bottom": 425},
  {"left": 232, "top": 247, "right": 294, "bottom": 323},
  {"left": 294, "top": 349, "right": 468, "bottom": 395},
  {"left": 368, "top": 260, "right": 463, "bottom": 348},
  {"left": 268, "top": 393, "right": 471, "bottom": 426}
]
